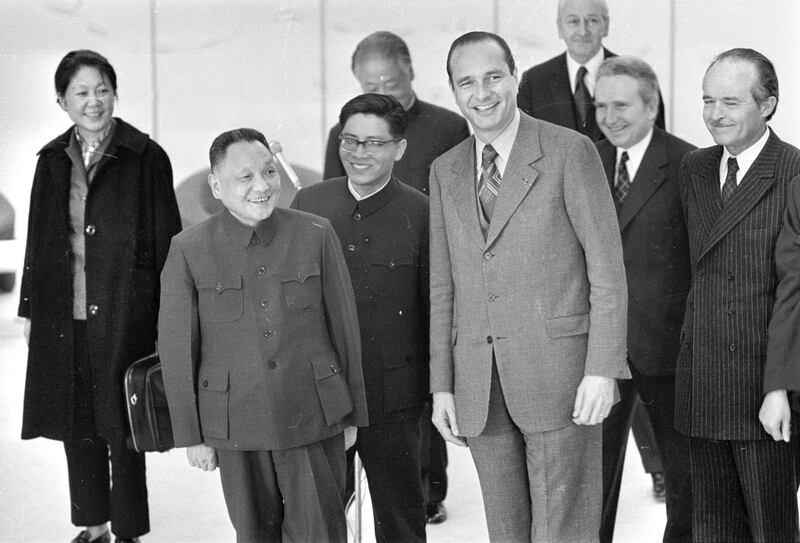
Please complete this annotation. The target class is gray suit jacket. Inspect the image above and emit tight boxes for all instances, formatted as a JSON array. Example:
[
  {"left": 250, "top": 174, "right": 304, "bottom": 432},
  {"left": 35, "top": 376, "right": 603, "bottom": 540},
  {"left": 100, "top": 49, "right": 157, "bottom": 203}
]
[{"left": 429, "top": 112, "right": 629, "bottom": 436}]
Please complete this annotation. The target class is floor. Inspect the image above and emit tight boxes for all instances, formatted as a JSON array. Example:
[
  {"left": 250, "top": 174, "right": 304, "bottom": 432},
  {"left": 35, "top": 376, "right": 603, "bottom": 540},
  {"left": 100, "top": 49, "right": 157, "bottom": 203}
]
[{"left": 0, "top": 284, "right": 668, "bottom": 542}]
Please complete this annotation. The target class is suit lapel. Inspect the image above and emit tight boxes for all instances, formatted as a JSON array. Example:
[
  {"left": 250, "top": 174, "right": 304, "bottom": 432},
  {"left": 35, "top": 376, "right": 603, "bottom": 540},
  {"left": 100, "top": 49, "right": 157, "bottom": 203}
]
[
  {"left": 551, "top": 54, "right": 577, "bottom": 128},
  {"left": 446, "top": 138, "right": 485, "bottom": 248},
  {"left": 597, "top": 142, "right": 616, "bottom": 193},
  {"left": 699, "top": 133, "right": 779, "bottom": 259},
  {"left": 618, "top": 130, "right": 669, "bottom": 231},
  {"left": 485, "top": 118, "right": 540, "bottom": 247},
  {"left": 690, "top": 146, "right": 724, "bottom": 245}
]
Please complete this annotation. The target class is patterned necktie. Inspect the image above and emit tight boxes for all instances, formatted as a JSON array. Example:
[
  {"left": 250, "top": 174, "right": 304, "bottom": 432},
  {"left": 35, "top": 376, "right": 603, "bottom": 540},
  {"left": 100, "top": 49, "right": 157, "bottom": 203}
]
[
  {"left": 574, "top": 65, "right": 592, "bottom": 125},
  {"left": 721, "top": 157, "right": 739, "bottom": 204},
  {"left": 615, "top": 151, "right": 631, "bottom": 205},
  {"left": 479, "top": 144, "right": 501, "bottom": 221}
]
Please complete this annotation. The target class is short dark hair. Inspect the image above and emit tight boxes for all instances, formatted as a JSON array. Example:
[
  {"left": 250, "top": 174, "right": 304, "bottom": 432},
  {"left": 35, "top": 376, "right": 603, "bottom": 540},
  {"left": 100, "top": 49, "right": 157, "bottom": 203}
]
[
  {"left": 351, "top": 31, "right": 412, "bottom": 72},
  {"left": 596, "top": 56, "right": 660, "bottom": 108},
  {"left": 209, "top": 128, "right": 271, "bottom": 171},
  {"left": 446, "top": 31, "right": 516, "bottom": 85},
  {"left": 339, "top": 93, "right": 409, "bottom": 139},
  {"left": 55, "top": 50, "right": 117, "bottom": 97},
  {"left": 708, "top": 48, "right": 779, "bottom": 121}
]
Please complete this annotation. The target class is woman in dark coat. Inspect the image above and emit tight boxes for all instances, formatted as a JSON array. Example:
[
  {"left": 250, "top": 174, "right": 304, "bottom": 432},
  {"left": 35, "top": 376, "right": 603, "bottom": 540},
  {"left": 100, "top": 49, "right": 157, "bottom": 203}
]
[{"left": 18, "top": 50, "right": 182, "bottom": 543}]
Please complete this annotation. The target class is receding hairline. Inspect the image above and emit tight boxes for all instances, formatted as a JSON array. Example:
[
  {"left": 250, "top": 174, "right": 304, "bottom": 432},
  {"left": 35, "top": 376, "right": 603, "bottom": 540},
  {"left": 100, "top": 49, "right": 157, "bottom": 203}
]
[{"left": 557, "top": 0, "right": 609, "bottom": 20}]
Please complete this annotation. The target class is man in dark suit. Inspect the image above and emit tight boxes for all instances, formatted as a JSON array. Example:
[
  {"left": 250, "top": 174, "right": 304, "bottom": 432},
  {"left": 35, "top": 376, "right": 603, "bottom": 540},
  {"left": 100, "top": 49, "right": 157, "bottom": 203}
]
[
  {"left": 431, "top": 31, "right": 628, "bottom": 542},
  {"left": 517, "top": 0, "right": 664, "bottom": 142},
  {"left": 323, "top": 30, "right": 465, "bottom": 524},
  {"left": 676, "top": 48, "right": 800, "bottom": 541},
  {"left": 292, "top": 94, "right": 429, "bottom": 542},
  {"left": 159, "top": 128, "right": 368, "bottom": 541},
  {"left": 593, "top": 56, "right": 695, "bottom": 543}
]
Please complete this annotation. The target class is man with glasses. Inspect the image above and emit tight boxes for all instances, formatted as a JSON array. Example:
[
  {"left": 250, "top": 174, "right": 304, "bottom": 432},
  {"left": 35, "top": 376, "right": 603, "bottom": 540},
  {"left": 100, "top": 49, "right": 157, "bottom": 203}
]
[{"left": 294, "top": 93, "right": 429, "bottom": 543}]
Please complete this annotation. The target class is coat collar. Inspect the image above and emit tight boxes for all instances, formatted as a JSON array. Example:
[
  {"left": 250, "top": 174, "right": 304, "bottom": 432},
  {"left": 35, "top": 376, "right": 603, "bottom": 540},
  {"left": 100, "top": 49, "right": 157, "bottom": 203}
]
[
  {"left": 39, "top": 117, "right": 149, "bottom": 157},
  {"left": 221, "top": 207, "right": 279, "bottom": 247}
]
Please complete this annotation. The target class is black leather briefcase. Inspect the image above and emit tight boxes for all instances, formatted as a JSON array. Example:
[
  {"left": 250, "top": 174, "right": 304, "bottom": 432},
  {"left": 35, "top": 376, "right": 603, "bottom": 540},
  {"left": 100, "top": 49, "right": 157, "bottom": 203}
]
[{"left": 124, "top": 351, "right": 174, "bottom": 453}]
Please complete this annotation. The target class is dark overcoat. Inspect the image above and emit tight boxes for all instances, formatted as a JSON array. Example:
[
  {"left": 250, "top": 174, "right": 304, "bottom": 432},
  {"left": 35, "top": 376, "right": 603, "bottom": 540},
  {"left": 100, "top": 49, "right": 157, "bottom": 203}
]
[
  {"left": 675, "top": 130, "right": 800, "bottom": 440},
  {"left": 19, "top": 118, "right": 182, "bottom": 441}
]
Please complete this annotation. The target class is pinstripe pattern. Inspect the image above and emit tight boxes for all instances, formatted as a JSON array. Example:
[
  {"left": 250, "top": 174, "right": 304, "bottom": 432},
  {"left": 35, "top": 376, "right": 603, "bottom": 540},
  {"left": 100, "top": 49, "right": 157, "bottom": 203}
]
[
  {"left": 676, "top": 130, "right": 800, "bottom": 440},
  {"left": 690, "top": 435, "right": 799, "bottom": 542}
]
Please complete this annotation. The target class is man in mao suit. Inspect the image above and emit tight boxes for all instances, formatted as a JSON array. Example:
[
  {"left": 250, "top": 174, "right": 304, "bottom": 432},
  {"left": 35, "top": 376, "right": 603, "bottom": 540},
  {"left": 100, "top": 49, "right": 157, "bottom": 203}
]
[
  {"left": 324, "top": 31, "right": 470, "bottom": 197},
  {"left": 676, "top": 48, "right": 800, "bottom": 541},
  {"left": 430, "top": 32, "right": 628, "bottom": 542},
  {"left": 292, "top": 94, "right": 429, "bottom": 542},
  {"left": 159, "top": 128, "right": 368, "bottom": 542},
  {"left": 593, "top": 56, "right": 695, "bottom": 543},
  {"left": 517, "top": 0, "right": 665, "bottom": 142}
]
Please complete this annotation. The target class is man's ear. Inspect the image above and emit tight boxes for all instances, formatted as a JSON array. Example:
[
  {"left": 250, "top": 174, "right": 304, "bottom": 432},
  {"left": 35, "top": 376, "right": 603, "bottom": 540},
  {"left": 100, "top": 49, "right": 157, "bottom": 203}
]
[
  {"left": 394, "top": 138, "right": 408, "bottom": 162},
  {"left": 57, "top": 96, "right": 67, "bottom": 111},
  {"left": 208, "top": 172, "right": 221, "bottom": 200}
]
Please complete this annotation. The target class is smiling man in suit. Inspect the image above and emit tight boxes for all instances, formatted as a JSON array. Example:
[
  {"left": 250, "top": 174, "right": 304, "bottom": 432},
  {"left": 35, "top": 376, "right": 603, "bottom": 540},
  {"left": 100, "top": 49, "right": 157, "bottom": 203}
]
[
  {"left": 517, "top": 0, "right": 664, "bottom": 142},
  {"left": 676, "top": 48, "right": 800, "bottom": 541},
  {"left": 430, "top": 31, "right": 628, "bottom": 542},
  {"left": 593, "top": 55, "right": 695, "bottom": 543}
]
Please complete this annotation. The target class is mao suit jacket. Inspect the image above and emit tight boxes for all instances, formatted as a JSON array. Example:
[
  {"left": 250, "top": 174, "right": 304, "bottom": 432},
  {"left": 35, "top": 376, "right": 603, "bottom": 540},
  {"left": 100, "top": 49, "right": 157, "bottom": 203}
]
[
  {"left": 159, "top": 208, "right": 368, "bottom": 451},
  {"left": 675, "top": 130, "right": 800, "bottom": 440},
  {"left": 517, "top": 49, "right": 665, "bottom": 142},
  {"left": 429, "top": 111, "right": 629, "bottom": 436},
  {"left": 596, "top": 127, "right": 696, "bottom": 375},
  {"left": 323, "top": 98, "right": 470, "bottom": 195}
]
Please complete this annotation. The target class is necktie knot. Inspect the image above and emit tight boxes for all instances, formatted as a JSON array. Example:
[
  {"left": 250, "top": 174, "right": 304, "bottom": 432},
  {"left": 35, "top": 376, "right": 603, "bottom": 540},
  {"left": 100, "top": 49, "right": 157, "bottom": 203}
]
[
  {"left": 727, "top": 156, "right": 739, "bottom": 176},
  {"left": 478, "top": 144, "right": 501, "bottom": 224},
  {"left": 721, "top": 156, "right": 739, "bottom": 204}
]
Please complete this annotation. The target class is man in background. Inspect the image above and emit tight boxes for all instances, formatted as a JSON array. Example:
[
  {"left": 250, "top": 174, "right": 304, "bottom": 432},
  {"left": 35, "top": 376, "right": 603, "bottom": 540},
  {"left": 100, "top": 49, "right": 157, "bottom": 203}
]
[{"left": 593, "top": 55, "right": 694, "bottom": 543}]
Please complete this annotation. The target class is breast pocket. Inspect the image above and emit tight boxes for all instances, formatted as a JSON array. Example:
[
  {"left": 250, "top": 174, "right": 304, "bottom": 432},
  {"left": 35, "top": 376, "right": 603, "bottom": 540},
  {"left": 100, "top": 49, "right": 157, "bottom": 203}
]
[
  {"left": 369, "top": 245, "right": 416, "bottom": 297},
  {"left": 279, "top": 262, "right": 322, "bottom": 312},
  {"left": 198, "top": 276, "right": 244, "bottom": 322}
]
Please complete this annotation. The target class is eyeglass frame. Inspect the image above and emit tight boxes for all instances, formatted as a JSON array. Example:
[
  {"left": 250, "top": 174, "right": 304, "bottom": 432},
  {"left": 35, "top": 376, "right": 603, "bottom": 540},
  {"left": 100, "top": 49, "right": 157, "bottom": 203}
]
[{"left": 337, "top": 133, "right": 403, "bottom": 154}]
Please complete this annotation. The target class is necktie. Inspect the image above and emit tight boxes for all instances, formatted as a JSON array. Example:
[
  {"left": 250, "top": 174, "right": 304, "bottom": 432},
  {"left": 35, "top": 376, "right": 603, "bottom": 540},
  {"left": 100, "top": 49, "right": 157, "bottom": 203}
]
[
  {"left": 574, "top": 65, "right": 592, "bottom": 125},
  {"left": 614, "top": 151, "right": 631, "bottom": 205},
  {"left": 721, "top": 157, "right": 739, "bottom": 204},
  {"left": 479, "top": 144, "right": 501, "bottom": 221}
]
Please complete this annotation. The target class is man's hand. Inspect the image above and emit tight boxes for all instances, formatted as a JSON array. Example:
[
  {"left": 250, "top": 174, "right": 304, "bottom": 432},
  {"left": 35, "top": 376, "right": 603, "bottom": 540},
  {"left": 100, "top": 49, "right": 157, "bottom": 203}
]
[
  {"left": 759, "top": 389, "right": 791, "bottom": 442},
  {"left": 572, "top": 375, "right": 615, "bottom": 425},
  {"left": 187, "top": 444, "right": 218, "bottom": 471},
  {"left": 432, "top": 392, "right": 467, "bottom": 447},
  {"left": 23, "top": 319, "right": 30, "bottom": 347},
  {"left": 344, "top": 426, "right": 357, "bottom": 450}
]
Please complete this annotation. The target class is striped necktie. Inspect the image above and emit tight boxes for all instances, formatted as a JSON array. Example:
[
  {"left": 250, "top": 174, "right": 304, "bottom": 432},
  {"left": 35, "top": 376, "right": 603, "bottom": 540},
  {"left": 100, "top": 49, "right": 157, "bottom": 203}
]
[
  {"left": 614, "top": 151, "right": 631, "bottom": 205},
  {"left": 479, "top": 144, "right": 501, "bottom": 221},
  {"left": 721, "top": 157, "right": 739, "bottom": 204}
]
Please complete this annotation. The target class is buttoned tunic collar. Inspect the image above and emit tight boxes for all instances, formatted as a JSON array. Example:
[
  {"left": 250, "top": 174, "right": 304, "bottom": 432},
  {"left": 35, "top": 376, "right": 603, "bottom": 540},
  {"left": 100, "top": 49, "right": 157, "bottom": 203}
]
[{"left": 221, "top": 208, "right": 279, "bottom": 247}]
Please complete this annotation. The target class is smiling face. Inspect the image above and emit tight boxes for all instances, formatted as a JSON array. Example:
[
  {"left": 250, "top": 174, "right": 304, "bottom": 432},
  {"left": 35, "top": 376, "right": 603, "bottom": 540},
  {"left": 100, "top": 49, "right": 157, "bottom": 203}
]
[
  {"left": 353, "top": 55, "right": 415, "bottom": 111},
  {"left": 57, "top": 65, "right": 116, "bottom": 140},
  {"left": 339, "top": 113, "right": 406, "bottom": 197},
  {"left": 594, "top": 74, "right": 657, "bottom": 149},
  {"left": 449, "top": 39, "right": 518, "bottom": 143},
  {"left": 702, "top": 58, "right": 775, "bottom": 156},
  {"left": 557, "top": 0, "right": 609, "bottom": 64},
  {"left": 209, "top": 140, "right": 281, "bottom": 226}
]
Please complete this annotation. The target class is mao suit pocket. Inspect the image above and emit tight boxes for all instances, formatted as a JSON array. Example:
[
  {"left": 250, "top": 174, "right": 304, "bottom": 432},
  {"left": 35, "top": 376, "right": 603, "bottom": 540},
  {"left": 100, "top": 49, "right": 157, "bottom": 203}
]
[
  {"left": 311, "top": 352, "right": 353, "bottom": 426},
  {"left": 280, "top": 262, "right": 322, "bottom": 312},
  {"left": 383, "top": 348, "right": 422, "bottom": 413},
  {"left": 368, "top": 246, "right": 415, "bottom": 297},
  {"left": 197, "top": 368, "right": 229, "bottom": 439},
  {"left": 545, "top": 312, "right": 590, "bottom": 338},
  {"left": 197, "top": 275, "right": 244, "bottom": 322}
]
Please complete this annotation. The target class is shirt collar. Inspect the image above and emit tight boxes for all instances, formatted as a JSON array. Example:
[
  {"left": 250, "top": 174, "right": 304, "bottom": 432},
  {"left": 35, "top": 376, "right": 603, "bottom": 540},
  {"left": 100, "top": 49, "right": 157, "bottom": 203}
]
[
  {"left": 615, "top": 128, "right": 654, "bottom": 182},
  {"left": 474, "top": 108, "right": 521, "bottom": 178},
  {"left": 566, "top": 47, "right": 606, "bottom": 95},
  {"left": 347, "top": 177, "right": 398, "bottom": 216},
  {"left": 221, "top": 208, "right": 279, "bottom": 247},
  {"left": 720, "top": 126, "right": 770, "bottom": 187}
]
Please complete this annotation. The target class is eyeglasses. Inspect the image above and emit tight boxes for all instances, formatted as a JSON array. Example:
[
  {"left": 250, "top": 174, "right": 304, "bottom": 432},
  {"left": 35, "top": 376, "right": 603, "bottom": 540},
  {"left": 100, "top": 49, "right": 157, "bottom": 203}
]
[{"left": 338, "top": 134, "right": 401, "bottom": 153}]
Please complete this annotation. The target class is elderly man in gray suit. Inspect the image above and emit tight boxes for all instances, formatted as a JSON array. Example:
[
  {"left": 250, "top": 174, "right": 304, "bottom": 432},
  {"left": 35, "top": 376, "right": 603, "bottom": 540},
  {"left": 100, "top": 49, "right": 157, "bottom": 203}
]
[{"left": 429, "top": 31, "right": 628, "bottom": 542}]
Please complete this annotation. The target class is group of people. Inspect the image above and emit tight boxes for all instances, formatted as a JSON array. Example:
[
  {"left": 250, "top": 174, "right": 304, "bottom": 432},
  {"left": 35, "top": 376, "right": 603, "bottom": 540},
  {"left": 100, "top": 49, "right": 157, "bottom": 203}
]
[{"left": 17, "top": 0, "right": 800, "bottom": 542}]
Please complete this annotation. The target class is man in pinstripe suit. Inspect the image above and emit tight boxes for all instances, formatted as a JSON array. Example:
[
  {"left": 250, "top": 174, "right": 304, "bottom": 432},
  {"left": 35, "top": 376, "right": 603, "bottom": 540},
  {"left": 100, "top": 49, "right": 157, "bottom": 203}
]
[{"left": 676, "top": 48, "right": 800, "bottom": 541}]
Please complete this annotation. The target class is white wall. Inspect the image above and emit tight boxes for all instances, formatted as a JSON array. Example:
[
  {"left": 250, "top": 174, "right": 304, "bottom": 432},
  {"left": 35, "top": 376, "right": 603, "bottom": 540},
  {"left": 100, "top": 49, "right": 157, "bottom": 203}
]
[{"left": 2, "top": 0, "right": 799, "bottom": 237}]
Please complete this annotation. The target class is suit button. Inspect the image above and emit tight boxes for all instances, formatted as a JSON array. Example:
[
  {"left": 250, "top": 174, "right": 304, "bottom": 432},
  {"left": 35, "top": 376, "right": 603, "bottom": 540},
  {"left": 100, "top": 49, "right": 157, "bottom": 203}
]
[
  {"left": 268, "top": 360, "right": 277, "bottom": 369},
  {"left": 347, "top": 244, "right": 356, "bottom": 252},
  {"left": 260, "top": 299, "right": 269, "bottom": 308},
  {"left": 264, "top": 330, "right": 273, "bottom": 338},
  {"left": 729, "top": 343, "right": 736, "bottom": 352},
  {"left": 488, "top": 294, "right": 497, "bottom": 302},
  {"left": 363, "top": 236, "right": 370, "bottom": 243},
  {"left": 727, "top": 308, "right": 735, "bottom": 315},
  {"left": 483, "top": 252, "right": 493, "bottom": 260},
  {"left": 202, "top": 380, "right": 209, "bottom": 388},
  {"left": 487, "top": 336, "right": 493, "bottom": 344},
  {"left": 727, "top": 272, "right": 735, "bottom": 280},
  {"left": 88, "top": 304, "right": 98, "bottom": 315},
  {"left": 85, "top": 224, "right": 96, "bottom": 236},
  {"left": 258, "top": 266, "right": 266, "bottom": 275},
  {"left": 353, "top": 213, "right": 362, "bottom": 221}
]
